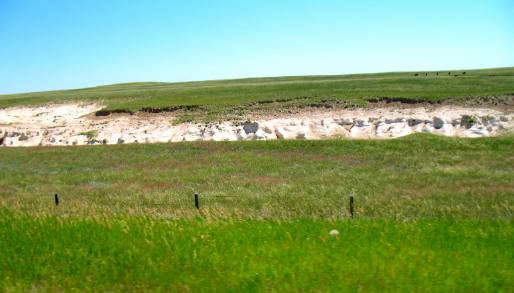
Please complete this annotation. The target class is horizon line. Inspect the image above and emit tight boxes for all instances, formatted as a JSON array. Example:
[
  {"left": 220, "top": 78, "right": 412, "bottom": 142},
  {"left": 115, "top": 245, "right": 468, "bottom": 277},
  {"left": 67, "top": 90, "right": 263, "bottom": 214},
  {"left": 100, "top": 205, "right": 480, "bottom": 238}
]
[{"left": 1, "top": 65, "right": 512, "bottom": 96}]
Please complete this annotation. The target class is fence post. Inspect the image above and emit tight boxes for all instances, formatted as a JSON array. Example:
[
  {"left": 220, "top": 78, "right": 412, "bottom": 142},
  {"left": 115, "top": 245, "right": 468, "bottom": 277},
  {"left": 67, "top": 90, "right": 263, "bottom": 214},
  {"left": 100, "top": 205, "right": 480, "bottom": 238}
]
[
  {"left": 54, "top": 193, "right": 59, "bottom": 206},
  {"left": 349, "top": 196, "right": 354, "bottom": 218},
  {"left": 194, "top": 193, "right": 199, "bottom": 209}
]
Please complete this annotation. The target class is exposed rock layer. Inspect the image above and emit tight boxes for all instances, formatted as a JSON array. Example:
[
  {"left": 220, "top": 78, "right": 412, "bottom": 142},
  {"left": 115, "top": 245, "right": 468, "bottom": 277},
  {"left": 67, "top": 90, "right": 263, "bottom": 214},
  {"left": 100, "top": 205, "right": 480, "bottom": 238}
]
[{"left": 0, "top": 103, "right": 513, "bottom": 147}]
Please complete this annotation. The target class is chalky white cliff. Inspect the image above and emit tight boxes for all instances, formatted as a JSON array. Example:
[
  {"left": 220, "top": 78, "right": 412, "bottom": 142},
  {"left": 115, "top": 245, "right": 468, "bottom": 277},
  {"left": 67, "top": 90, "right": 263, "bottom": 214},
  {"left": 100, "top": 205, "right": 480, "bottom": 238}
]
[{"left": 0, "top": 103, "right": 512, "bottom": 147}]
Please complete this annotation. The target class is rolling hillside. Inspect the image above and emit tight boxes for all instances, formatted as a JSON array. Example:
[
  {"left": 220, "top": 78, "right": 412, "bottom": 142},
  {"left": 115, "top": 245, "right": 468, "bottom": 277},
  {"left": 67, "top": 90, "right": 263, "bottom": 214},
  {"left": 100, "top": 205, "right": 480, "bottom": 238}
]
[{"left": 1, "top": 67, "right": 513, "bottom": 112}]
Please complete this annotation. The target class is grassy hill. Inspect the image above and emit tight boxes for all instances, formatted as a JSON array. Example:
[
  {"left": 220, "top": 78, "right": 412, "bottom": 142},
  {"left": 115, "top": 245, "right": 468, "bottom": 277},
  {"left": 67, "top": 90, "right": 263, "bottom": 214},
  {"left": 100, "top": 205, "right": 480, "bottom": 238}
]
[
  {"left": 1, "top": 67, "right": 513, "bottom": 113},
  {"left": 1, "top": 68, "right": 514, "bottom": 290}
]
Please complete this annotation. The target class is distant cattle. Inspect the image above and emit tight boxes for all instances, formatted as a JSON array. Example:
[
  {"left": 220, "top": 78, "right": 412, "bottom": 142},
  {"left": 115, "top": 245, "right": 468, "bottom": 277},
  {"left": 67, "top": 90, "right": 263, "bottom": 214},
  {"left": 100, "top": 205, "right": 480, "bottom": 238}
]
[
  {"left": 462, "top": 72, "right": 466, "bottom": 75},
  {"left": 414, "top": 73, "right": 419, "bottom": 76}
]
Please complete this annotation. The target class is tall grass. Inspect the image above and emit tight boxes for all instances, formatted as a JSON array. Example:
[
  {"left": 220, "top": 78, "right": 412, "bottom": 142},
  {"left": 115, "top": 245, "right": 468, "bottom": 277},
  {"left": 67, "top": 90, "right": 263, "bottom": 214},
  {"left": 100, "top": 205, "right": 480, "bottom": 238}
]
[
  {"left": 0, "top": 212, "right": 512, "bottom": 292},
  {"left": 1, "top": 134, "right": 512, "bottom": 219},
  {"left": 1, "top": 135, "right": 513, "bottom": 291}
]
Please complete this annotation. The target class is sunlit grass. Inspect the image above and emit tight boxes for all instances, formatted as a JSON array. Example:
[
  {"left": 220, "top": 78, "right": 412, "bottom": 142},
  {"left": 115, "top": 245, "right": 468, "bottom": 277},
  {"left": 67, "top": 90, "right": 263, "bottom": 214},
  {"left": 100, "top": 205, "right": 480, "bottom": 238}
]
[
  {"left": 1, "top": 134, "right": 513, "bottom": 291},
  {"left": 0, "top": 213, "right": 512, "bottom": 292},
  {"left": 0, "top": 67, "right": 513, "bottom": 122},
  {"left": 1, "top": 134, "right": 512, "bottom": 219}
]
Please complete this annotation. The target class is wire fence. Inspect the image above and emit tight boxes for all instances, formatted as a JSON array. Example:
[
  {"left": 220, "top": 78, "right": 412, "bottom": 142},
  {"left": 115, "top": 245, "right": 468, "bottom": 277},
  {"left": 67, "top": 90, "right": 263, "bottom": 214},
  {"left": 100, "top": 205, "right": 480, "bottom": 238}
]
[{"left": 52, "top": 192, "right": 356, "bottom": 218}]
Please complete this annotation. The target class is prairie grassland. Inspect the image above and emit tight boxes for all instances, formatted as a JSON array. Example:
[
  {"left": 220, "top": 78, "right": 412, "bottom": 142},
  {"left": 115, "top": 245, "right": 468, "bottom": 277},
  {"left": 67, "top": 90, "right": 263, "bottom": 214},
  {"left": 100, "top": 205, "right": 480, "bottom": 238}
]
[
  {"left": 1, "top": 134, "right": 513, "bottom": 291},
  {"left": 1, "top": 214, "right": 512, "bottom": 292},
  {"left": 1, "top": 65, "right": 514, "bottom": 291},
  {"left": 0, "top": 134, "right": 513, "bottom": 219},
  {"left": 1, "top": 67, "right": 513, "bottom": 123}
]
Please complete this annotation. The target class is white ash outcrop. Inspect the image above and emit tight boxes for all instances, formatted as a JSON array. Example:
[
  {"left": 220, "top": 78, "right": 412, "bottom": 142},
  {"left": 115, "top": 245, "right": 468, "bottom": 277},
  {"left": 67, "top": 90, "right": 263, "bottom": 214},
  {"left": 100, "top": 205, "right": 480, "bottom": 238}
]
[{"left": 0, "top": 103, "right": 512, "bottom": 147}]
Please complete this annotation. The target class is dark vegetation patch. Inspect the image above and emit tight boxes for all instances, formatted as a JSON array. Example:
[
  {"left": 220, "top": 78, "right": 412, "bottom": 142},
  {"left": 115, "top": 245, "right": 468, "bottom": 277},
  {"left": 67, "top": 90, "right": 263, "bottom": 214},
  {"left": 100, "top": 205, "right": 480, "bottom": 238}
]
[
  {"left": 140, "top": 105, "right": 202, "bottom": 113},
  {"left": 95, "top": 109, "right": 134, "bottom": 116},
  {"left": 365, "top": 96, "right": 442, "bottom": 104},
  {"left": 460, "top": 115, "right": 477, "bottom": 129},
  {"left": 97, "top": 105, "right": 203, "bottom": 116},
  {"left": 306, "top": 102, "right": 334, "bottom": 108},
  {"left": 365, "top": 95, "right": 514, "bottom": 108},
  {"left": 449, "top": 95, "right": 514, "bottom": 107}
]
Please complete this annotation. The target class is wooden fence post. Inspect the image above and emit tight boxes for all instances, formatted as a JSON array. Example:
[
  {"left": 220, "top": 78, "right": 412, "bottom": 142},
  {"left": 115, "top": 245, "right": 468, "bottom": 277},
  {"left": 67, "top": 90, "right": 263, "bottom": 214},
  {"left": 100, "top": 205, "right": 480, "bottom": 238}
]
[{"left": 349, "top": 196, "right": 354, "bottom": 218}]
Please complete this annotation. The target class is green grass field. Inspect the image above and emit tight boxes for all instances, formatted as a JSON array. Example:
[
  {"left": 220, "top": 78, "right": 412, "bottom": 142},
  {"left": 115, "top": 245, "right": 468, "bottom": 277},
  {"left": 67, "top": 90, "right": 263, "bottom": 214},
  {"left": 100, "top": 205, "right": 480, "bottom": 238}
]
[
  {"left": 1, "top": 216, "right": 511, "bottom": 292},
  {"left": 1, "top": 134, "right": 513, "bottom": 291},
  {"left": 1, "top": 67, "right": 513, "bottom": 291},
  {"left": 1, "top": 67, "right": 513, "bottom": 122}
]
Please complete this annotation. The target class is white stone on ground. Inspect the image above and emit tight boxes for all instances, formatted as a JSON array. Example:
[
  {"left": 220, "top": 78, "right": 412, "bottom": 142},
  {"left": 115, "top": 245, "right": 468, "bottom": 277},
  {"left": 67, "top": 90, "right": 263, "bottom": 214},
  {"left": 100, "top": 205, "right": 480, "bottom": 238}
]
[{"left": 329, "top": 229, "right": 340, "bottom": 237}]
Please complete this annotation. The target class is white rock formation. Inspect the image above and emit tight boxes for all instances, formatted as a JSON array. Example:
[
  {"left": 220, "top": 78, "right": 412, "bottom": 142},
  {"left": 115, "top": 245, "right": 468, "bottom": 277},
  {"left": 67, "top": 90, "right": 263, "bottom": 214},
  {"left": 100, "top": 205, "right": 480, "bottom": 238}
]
[{"left": 0, "top": 103, "right": 513, "bottom": 147}]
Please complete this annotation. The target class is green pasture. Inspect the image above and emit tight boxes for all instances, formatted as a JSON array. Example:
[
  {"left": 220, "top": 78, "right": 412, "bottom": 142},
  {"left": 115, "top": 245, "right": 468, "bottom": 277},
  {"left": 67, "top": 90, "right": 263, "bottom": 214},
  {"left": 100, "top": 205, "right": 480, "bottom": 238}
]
[
  {"left": 1, "top": 67, "right": 513, "bottom": 122},
  {"left": 1, "top": 135, "right": 513, "bottom": 291}
]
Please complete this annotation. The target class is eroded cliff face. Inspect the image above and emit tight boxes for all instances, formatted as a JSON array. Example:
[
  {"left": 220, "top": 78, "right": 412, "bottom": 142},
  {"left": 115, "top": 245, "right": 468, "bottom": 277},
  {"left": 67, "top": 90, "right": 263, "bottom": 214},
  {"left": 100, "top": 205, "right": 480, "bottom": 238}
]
[{"left": 1, "top": 103, "right": 513, "bottom": 147}]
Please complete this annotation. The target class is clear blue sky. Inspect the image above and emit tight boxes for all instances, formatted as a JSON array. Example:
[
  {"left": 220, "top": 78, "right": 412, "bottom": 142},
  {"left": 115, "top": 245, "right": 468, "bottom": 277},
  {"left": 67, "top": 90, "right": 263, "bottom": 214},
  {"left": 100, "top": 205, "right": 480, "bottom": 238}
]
[{"left": 0, "top": 0, "right": 513, "bottom": 94}]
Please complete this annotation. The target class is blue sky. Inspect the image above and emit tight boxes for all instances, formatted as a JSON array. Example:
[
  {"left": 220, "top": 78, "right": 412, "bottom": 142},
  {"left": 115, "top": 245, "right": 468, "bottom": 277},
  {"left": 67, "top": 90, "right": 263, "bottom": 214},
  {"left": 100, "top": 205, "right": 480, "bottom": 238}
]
[{"left": 0, "top": 0, "right": 513, "bottom": 94}]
